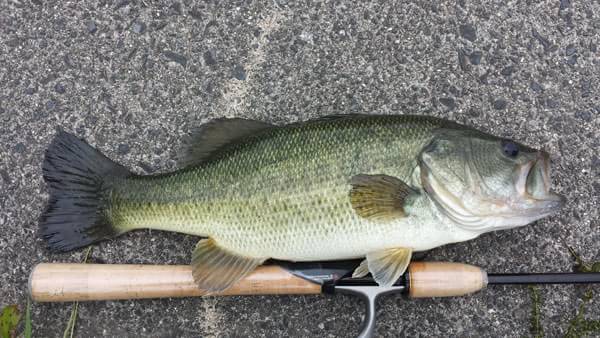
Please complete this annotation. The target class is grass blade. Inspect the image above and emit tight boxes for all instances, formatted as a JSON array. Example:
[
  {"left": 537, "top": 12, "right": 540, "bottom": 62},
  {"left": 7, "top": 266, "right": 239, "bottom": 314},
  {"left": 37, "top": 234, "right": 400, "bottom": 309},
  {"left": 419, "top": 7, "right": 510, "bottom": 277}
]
[
  {"left": 62, "top": 303, "right": 78, "bottom": 338},
  {"left": 24, "top": 300, "right": 31, "bottom": 338},
  {"left": 62, "top": 246, "right": 93, "bottom": 338},
  {"left": 529, "top": 286, "right": 543, "bottom": 338}
]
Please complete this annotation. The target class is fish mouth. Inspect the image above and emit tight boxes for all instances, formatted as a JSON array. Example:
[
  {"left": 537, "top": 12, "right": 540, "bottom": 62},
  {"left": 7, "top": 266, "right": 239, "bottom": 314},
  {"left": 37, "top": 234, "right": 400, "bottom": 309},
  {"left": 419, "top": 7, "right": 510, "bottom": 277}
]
[{"left": 518, "top": 150, "right": 565, "bottom": 213}]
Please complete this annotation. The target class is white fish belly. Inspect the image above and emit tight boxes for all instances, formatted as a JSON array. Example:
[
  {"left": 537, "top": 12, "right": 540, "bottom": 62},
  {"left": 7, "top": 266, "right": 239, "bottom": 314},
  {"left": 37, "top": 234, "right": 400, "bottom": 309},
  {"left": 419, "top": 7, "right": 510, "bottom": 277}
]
[
  {"left": 203, "top": 177, "right": 482, "bottom": 261},
  {"left": 212, "top": 197, "right": 479, "bottom": 261}
]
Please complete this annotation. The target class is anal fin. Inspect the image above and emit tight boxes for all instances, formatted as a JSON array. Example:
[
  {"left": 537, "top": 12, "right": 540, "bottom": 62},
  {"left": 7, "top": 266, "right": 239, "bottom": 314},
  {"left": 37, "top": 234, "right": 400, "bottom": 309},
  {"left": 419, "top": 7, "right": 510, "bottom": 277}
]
[
  {"left": 352, "top": 259, "right": 370, "bottom": 278},
  {"left": 191, "top": 238, "right": 265, "bottom": 292}
]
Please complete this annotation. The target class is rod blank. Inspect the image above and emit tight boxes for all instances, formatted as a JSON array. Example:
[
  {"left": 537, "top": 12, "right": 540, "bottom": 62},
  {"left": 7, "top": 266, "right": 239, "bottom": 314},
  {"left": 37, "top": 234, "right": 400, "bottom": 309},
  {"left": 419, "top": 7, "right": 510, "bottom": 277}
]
[{"left": 488, "top": 272, "right": 600, "bottom": 285}]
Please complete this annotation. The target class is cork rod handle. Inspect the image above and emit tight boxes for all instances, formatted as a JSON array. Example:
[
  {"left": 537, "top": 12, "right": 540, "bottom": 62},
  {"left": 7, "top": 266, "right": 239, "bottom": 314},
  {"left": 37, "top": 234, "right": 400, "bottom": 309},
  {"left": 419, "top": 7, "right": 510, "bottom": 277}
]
[
  {"left": 29, "top": 263, "right": 322, "bottom": 302},
  {"left": 408, "top": 262, "right": 488, "bottom": 298}
]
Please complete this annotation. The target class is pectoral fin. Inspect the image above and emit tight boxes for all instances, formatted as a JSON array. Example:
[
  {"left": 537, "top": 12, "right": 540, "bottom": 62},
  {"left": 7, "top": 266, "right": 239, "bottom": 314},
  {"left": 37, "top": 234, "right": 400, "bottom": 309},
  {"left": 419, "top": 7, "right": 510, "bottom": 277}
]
[
  {"left": 191, "top": 238, "right": 265, "bottom": 292},
  {"left": 350, "top": 174, "right": 416, "bottom": 222},
  {"left": 352, "top": 247, "right": 413, "bottom": 287}
]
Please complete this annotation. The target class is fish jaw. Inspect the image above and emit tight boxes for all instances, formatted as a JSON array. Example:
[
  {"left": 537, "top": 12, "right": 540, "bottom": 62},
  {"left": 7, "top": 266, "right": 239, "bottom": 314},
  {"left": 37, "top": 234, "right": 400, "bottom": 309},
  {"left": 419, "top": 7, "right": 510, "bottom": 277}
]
[
  {"left": 522, "top": 150, "right": 565, "bottom": 208},
  {"left": 505, "top": 150, "right": 565, "bottom": 228},
  {"left": 420, "top": 149, "right": 565, "bottom": 233}
]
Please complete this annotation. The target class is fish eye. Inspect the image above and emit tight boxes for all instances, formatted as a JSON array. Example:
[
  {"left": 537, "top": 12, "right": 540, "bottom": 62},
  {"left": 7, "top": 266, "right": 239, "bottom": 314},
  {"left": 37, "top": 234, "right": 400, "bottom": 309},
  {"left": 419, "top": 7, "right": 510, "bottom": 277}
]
[{"left": 501, "top": 140, "right": 519, "bottom": 158}]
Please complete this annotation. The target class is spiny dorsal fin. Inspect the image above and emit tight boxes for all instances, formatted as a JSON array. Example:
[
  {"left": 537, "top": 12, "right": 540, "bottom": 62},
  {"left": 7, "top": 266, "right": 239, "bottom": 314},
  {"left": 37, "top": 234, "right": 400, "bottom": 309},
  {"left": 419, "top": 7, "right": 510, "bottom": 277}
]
[
  {"left": 191, "top": 238, "right": 265, "bottom": 292},
  {"left": 349, "top": 174, "right": 417, "bottom": 222},
  {"left": 355, "top": 247, "right": 413, "bottom": 287},
  {"left": 179, "top": 118, "right": 274, "bottom": 167}
]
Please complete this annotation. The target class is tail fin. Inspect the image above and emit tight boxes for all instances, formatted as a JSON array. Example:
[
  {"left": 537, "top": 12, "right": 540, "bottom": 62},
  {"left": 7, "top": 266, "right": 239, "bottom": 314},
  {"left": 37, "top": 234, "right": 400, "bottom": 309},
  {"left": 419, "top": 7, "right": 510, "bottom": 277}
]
[{"left": 40, "top": 130, "right": 131, "bottom": 252}]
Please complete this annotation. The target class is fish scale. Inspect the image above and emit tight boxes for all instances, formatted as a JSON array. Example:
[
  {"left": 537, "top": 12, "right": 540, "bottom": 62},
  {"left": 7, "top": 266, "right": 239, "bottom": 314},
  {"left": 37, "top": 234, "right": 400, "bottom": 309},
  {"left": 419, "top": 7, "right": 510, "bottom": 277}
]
[{"left": 107, "top": 115, "right": 449, "bottom": 259}]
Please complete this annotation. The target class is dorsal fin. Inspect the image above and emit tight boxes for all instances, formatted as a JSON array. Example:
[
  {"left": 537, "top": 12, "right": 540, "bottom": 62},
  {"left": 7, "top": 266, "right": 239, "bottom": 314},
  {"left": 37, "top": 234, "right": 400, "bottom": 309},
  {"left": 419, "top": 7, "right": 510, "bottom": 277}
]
[{"left": 179, "top": 118, "right": 274, "bottom": 167}]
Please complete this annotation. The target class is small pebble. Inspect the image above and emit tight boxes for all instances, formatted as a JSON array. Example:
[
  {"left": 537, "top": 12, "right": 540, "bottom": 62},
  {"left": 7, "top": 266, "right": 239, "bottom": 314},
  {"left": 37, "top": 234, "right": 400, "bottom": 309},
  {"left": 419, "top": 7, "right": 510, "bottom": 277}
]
[
  {"left": 46, "top": 100, "right": 57, "bottom": 111},
  {"left": 0, "top": 170, "right": 9, "bottom": 184},
  {"left": 118, "top": 143, "right": 130, "bottom": 155},
  {"left": 233, "top": 64, "right": 246, "bottom": 81},
  {"left": 54, "top": 83, "right": 65, "bottom": 94},
  {"left": 479, "top": 71, "right": 489, "bottom": 85},
  {"left": 532, "top": 29, "right": 550, "bottom": 51},
  {"left": 86, "top": 21, "right": 97, "bottom": 34},
  {"left": 448, "top": 85, "right": 460, "bottom": 97},
  {"left": 581, "top": 80, "right": 591, "bottom": 98},
  {"left": 500, "top": 66, "right": 515, "bottom": 76},
  {"left": 40, "top": 74, "right": 57, "bottom": 85},
  {"left": 560, "top": 0, "right": 571, "bottom": 10},
  {"left": 205, "top": 81, "right": 214, "bottom": 93},
  {"left": 138, "top": 161, "right": 154, "bottom": 174},
  {"left": 469, "top": 51, "right": 482, "bottom": 65},
  {"left": 189, "top": 8, "right": 202, "bottom": 20},
  {"left": 153, "top": 146, "right": 165, "bottom": 155},
  {"left": 467, "top": 108, "right": 480, "bottom": 117},
  {"left": 13, "top": 143, "right": 26, "bottom": 154},
  {"left": 565, "top": 44, "right": 576, "bottom": 56},
  {"left": 545, "top": 98, "right": 559, "bottom": 108},
  {"left": 133, "top": 22, "right": 146, "bottom": 34},
  {"left": 459, "top": 24, "right": 477, "bottom": 42},
  {"left": 493, "top": 99, "right": 508, "bottom": 110},
  {"left": 115, "top": 0, "right": 129, "bottom": 9},
  {"left": 439, "top": 97, "right": 456, "bottom": 109},
  {"left": 24, "top": 87, "right": 36, "bottom": 95},
  {"left": 530, "top": 81, "right": 544, "bottom": 93},
  {"left": 170, "top": 2, "right": 182, "bottom": 15},
  {"left": 566, "top": 55, "right": 577, "bottom": 66},
  {"left": 574, "top": 111, "right": 592, "bottom": 122},
  {"left": 163, "top": 51, "right": 187, "bottom": 67},
  {"left": 203, "top": 50, "right": 217, "bottom": 65},
  {"left": 457, "top": 49, "right": 469, "bottom": 71}
]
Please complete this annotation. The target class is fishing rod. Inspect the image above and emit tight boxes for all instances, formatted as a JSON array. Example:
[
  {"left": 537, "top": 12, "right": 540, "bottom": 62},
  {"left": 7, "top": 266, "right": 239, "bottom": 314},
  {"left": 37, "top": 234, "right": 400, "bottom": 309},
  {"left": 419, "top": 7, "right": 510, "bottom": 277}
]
[{"left": 29, "top": 261, "right": 600, "bottom": 338}]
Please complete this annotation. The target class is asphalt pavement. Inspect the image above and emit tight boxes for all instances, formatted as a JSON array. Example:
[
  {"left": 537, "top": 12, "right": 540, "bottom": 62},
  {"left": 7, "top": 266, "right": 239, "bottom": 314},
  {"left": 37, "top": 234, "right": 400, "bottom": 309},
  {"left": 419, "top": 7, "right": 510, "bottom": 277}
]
[{"left": 0, "top": 0, "right": 598, "bottom": 337}]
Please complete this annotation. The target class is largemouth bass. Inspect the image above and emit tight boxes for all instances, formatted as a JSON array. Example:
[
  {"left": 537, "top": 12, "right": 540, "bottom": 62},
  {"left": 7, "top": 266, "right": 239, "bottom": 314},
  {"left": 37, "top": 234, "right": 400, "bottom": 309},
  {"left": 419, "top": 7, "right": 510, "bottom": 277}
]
[{"left": 40, "top": 114, "right": 565, "bottom": 291}]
